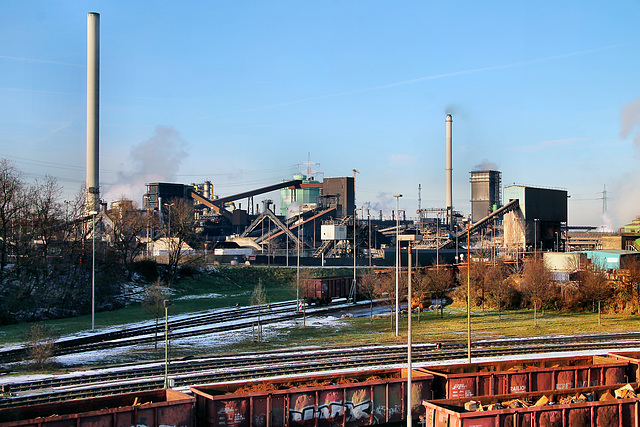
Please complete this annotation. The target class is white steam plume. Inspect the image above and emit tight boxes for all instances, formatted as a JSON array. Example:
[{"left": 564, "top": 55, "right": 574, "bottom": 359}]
[
  {"left": 473, "top": 159, "right": 499, "bottom": 171},
  {"left": 362, "top": 192, "right": 395, "bottom": 220},
  {"left": 620, "top": 96, "right": 640, "bottom": 146},
  {"left": 610, "top": 98, "right": 640, "bottom": 227},
  {"left": 103, "top": 125, "right": 189, "bottom": 204}
]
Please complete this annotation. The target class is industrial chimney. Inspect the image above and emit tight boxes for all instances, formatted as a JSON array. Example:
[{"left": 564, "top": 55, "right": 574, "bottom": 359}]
[
  {"left": 446, "top": 114, "right": 453, "bottom": 227},
  {"left": 86, "top": 12, "right": 100, "bottom": 213}
]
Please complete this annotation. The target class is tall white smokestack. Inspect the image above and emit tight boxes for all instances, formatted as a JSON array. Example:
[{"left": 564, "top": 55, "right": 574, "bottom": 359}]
[
  {"left": 446, "top": 114, "right": 453, "bottom": 226},
  {"left": 86, "top": 12, "right": 100, "bottom": 213}
]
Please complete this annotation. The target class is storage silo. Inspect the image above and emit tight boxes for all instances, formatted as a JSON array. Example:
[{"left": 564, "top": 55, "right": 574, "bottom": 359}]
[{"left": 470, "top": 170, "right": 502, "bottom": 222}]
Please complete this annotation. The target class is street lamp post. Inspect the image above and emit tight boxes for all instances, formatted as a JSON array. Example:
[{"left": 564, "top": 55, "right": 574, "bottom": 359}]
[
  {"left": 163, "top": 299, "right": 172, "bottom": 388},
  {"left": 436, "top": 212, "right": 440, "bottom": 270},
  {"left": 89, "top": 210, "right": 98, "bottom": 331},
  {"left": 352, "top": 207, "right": 364, "bottom": 302},
  {"left": 407, "top": 244, "right": 413, "bottom": 427},
  {"left": 534, "top": 218, "right": 539, "bottom": 256},
  {"left": 393, "top": 194, "right": 402, "bottom": 337},
  {"left": 467, "top": 218, "right": 471, "bottom": 364},
  {"left": 353, "top": 208, "right": 357, "bottom": 302},
  {"left": 296, "top": 208, "right": 301, "bottom": 312},
  {"left": 368, "top": 209, "right": 372, "bottom": 267}
]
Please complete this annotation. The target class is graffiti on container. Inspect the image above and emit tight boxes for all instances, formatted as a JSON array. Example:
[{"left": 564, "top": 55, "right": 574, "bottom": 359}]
[
  {"left": 373, "top": 403, "right": 401, "bottom": 423},
  {"left": 290, "top": 390, "right": 372, "bottom": 423}
]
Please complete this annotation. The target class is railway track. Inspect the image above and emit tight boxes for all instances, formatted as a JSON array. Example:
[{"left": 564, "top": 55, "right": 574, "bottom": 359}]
[
  {"left": 0, "top": 300, "right": 354, "bottom": 364},
  {"left": 2, "top": 333, "right": 640, "bottom": 407}
]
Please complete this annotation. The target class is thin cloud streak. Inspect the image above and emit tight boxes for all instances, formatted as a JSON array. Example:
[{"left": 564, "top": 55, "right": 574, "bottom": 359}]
[
  {"left": 0, "top": 55, "right": 84, "bottom": 68},
  {"left": 216, "top": 44, "right": 626, "bottom": 116}
]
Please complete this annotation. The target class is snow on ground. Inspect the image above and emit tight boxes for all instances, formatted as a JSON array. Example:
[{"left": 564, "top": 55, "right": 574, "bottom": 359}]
[
  {"left": 177, "top": 291, "right": 250, "bottom": 300},
  {"left": 4, "top": 297, "right": 640, "bottom": 387}
]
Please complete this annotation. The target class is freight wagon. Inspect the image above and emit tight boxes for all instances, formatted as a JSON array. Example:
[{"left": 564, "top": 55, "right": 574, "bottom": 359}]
[
  {"left": 301, "top": 275, "right": 359, "bottom": 305},
  {"left": 191, "top": 368, "right": 433, "bottom": 427},
  {"left": 422, "top": 382, "right": 640, "bottom": 427},
  {"left": 0, "top": 354, "right": 635, "bottom": 427},
  {"left": 420, "top": 354, "right": 628, "bottom": 399},
  {"left": 0, "top": 389, "right": 194, "bottom": 427}
]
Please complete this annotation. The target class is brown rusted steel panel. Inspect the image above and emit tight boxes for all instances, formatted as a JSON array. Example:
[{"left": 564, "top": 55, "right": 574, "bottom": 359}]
[
  {"left": 0, "top": 389, "right": 194, "bottom": 427},
  {"left": 609, "top": 351, "right": 640, "bottom": 382},
  {"left": 422, "top": 382, "right": 640, "bottom": 427},
  {"left": 191, "top": 369, "right": 432, "bottom": 427},
  {"left": 420, "top": 354, "right": 628, "bottom": 399}
]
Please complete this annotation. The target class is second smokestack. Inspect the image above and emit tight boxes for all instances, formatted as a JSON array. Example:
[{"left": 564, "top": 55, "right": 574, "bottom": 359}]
[
  {"left": 86, "top": 12, "right": 100, "bottom": 213},
  {"left": 446, "top": 114, "right": 453, "bottom": 227}
]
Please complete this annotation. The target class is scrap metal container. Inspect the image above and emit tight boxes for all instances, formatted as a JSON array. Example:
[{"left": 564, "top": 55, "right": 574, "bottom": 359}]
[
  {"left": 191, "top": 368, "right": 433, "bottom": 427},
  {"left": 423, "top": 382, "right": 640, "bottom": 427},
  {"left": 0, "top": 389, "right": 194, "bottom": 427},
  {"left": 419, "top": 355, "right": 627, "bottom": 399}
]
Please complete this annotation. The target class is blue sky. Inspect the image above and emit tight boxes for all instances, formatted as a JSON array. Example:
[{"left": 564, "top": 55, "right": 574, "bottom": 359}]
[{"left": 1, "top": 1, "right": 639, "bottom": 228}]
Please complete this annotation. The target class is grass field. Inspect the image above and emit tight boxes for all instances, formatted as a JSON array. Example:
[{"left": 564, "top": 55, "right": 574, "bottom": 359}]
[
  {"left": 3, "top": 265, "right": 640, "bottom": 362},
  {"left": 197, "top": 304, "right": 640, "bottom": 353},
  {"left": 0, "top": 266, "right": 350, "bottom": 345}
]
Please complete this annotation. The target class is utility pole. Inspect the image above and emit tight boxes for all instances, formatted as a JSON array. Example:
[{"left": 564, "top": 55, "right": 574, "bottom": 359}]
[
  {"left": 393, "top": 194, "right": 402, "bottom": 337},
  {"left": 163, "top": 299, "right": 172, "bottom": 388},
  {"left": 407, "top": 244, "right": 413, "bottom": 427}
]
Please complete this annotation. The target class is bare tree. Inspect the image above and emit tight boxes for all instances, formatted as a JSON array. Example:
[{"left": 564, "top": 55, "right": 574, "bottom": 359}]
[
  {"left": 0, "top": 159, "right": 24, "bottom": 272},
  {"left": 142, "top": 280, "right": 170, "bottom": 350},
  {"left": 250, "top": 279, "right": 268, "bottom": 342},
  {"left": 424, "top": 265, "right": 454, "bottom": 318},
  {"left": 373, "top": 272, "right": 402, "bottom": 330},
  {"left": 469, "top": 258, "right": 491, "bottom": 311},
  {"left": 412, "top": 270, "right": 433, "bottom": 323},
  {"left": 522, "top": 257, "right": 554, "bottom": 326},
  {"left": 109, "top": 199, "right": 150, "bottom": 279},
  {"left": 578, "top": 265, "right": 612, "bottom": 325},
  {"left": 486, "top": 261, "right": 509, "bottom": 319},
  {"left": 24, "top": 323, "right": 57, "bottom": 369},
  {"left": 623, "top": 258, "right": 640, "bottom": 314},
  {"left": 358, "top": 273, "right": 378, "bottom": 322},
  {"left": 162, "top": 199, "right": 196, "bottom": 285}
]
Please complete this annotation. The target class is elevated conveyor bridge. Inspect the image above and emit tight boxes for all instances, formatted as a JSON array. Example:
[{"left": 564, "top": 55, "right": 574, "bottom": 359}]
[{"left": 438, "top": 198, "right": 520, "bottom": 249}]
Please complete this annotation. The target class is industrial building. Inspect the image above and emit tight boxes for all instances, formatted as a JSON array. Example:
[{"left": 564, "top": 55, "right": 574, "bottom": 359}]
[
  {"left": 582, "top": 249, "right": 640, "bottom": 271},
  {"left": 470, "top": 170, "right": 502, "bottom": 223},
  {"left": 279, "top": 174, "right": 321, "bottom": 216},
  {"left": 79, "top": 12, "right": 638, "bottom": 270},
  {"left": 503, "top": 185, "right": 568, "bottom": 252}
]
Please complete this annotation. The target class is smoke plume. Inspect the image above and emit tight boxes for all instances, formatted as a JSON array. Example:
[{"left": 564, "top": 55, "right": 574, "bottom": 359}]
[
  {"left": 103, "top": 125, "right": 189, "bottom": 204},
  {"left": 609, "top": 97, "right": 640, "bottom": 226},
  {"left": 473, "top": 158, "right": 499, "bottom": 171},
  {"left": 362, "top": 192, "right": 396, "bottom": 220},
  {"left": 620, "top": 96, "right": 640, "bottom": 146}
]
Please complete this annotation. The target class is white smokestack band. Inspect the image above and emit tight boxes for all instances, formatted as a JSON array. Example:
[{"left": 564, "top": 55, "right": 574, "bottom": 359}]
[
  {"left": 86, "top": 12, "right": 100, "bottom": 213},
  {"left": 446, "top": 114, "right": 453, "bottom": 225}
]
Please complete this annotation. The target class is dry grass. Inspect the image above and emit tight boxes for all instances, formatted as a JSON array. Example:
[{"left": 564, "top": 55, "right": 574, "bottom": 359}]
[{"left": 255, "top": 305, "right": 640, "bottom": 351}]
